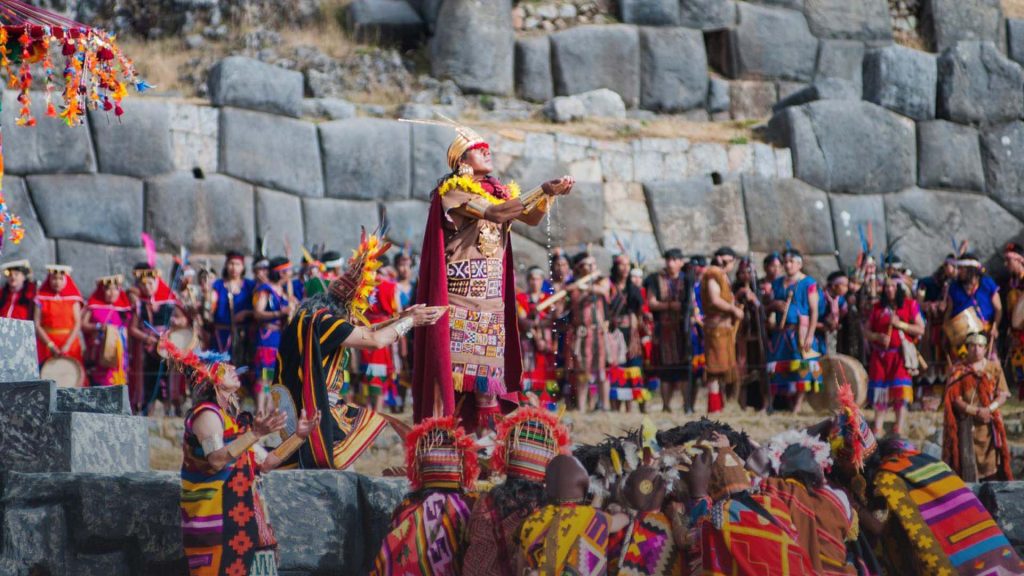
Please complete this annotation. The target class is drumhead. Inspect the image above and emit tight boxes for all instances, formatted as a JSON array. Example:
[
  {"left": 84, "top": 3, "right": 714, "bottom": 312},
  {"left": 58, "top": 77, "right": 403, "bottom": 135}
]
[
  {"left": 809, "top": 354, "right": 868, "bottom": 413},
  {"left": 158, "top": 328, "right": 198, "bottom": 358},
  {"left": 269, "top": 384, "right": 298, "bottom": 441},
  {"left": 99, "top": 325, "right": 121, "bottom": 368},
  {"left": 41, "top": 356, "right": 84, "bottom": 388}
]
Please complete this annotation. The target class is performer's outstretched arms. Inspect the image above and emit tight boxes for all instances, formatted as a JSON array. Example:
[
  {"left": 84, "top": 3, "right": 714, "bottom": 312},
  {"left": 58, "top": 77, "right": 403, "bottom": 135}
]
[
  {"left": 191, "top": 408, "right": 287, "bottom": 472},
  {"left": 344, "top": 304, "right": 444, "bottom": 350}
]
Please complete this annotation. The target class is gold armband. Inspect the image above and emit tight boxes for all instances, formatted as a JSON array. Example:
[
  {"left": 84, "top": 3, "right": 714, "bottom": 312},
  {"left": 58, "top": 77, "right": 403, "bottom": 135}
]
[
  {"left": 226, "top": 430, "right": 260, "bottom": 459},
  {"left": 521, "top": 186, "right": 552, "bottom": 214},
  {"left": 271, "top": 434, "right": 306, "bottom": 461},
  {"left": 464, "top": 198, "right": 491, "bottom": 219}
]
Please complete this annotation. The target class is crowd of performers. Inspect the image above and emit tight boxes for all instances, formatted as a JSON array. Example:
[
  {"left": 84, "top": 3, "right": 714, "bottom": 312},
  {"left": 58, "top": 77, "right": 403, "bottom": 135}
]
[{"left": 0, "top": 246, "right": 421, "bottom": 416}]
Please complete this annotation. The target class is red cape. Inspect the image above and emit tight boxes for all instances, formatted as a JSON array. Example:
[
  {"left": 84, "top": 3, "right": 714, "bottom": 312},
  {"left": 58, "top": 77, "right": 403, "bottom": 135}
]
[{"left": 412, "top": 192, "right": 523, "bottom": 430}]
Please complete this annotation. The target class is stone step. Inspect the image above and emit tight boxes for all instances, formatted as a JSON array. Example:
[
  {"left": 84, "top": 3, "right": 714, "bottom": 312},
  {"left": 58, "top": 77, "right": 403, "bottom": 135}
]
[
  {"left": 0, "top": 318, "right": 38, "bottom": 384},
  {"left": 0, "top": 380, "right": 146, "bottom": 474}
]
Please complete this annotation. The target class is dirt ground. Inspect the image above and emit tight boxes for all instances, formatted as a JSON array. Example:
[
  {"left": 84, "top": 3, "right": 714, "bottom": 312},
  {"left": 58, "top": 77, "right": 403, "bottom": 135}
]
[{"left": 151, "top": 386, "right": 1024, "bottom": 477}]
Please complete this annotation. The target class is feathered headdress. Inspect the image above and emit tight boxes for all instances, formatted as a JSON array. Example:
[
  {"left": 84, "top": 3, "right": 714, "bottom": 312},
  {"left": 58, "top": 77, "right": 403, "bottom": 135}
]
[
  {"left": 328, "top": 219, "right": 392, "bottom": 326},
  {"left": 492, "top": 407, "right": 570, "bottom": 482},
  {"left": 766, "top": 430, "right": 832, "bottom": 476},
  {"left": 830, "top": 383, "right": 876, "bottom": 472},
  {"left": 404, "top": 416, "right": 479, "bottom": 491},
  {"left": 158, "top": 337, "right": 235, "bottom": 400},
  {"left": 398, "top": 112, "right": 488, "bottom": 171}
]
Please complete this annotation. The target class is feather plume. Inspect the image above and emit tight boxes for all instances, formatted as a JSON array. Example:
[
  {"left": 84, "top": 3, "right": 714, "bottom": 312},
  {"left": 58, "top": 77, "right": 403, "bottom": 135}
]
[{"left": 140, "top": 232, "right": 156, "bottom": 268}]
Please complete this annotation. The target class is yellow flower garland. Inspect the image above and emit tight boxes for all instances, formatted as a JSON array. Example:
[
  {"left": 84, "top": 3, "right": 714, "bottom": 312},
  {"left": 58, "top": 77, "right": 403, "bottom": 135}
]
[{"left": 437, "top": 175, "right": 520, "bottom": 205}]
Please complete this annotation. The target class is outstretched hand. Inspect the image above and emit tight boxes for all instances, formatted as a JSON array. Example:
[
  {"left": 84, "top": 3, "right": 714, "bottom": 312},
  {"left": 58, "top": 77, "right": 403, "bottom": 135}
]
[
  {"left": 401, "top": 304, "right": 446, "bottom": 327},
  {"left": 543, "top": 176, "right": 575, "bottom": 196},
  {"left": 295, "top": 409, "right": 321, "bottom": 440},
  {"left": 253, "top": 408, "right": 288, "bottom": 437}
]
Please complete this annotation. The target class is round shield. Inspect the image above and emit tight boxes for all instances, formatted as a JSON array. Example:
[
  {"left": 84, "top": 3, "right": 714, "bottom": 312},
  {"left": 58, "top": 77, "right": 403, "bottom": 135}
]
[{"left": 269, "top": 384, "right": 298, "bottom": 441}]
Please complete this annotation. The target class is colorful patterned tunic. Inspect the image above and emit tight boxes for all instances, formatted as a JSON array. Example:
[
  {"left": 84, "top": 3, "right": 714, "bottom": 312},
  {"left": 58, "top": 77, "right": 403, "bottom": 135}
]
[
  {"left": 867, "top": 299, "right": 921, "bottom": 410},
  {"left": 768, "top": 276, "right": 822, "bottom": 396},
  {"left": 181, "top": 402, "right": 276, "bottom": 576},
  {"left": 276, "top": 307, "right": 387, "bottom": 470},
  {"left": 518, "top": 504, "right": 611, "bottom": 576},
  {"left": 85, "top": 294, "right": 131, "bottom": 386},
  {"left": 762, "top": 478, "right": 858, "bottom": 576},
  {"left": 371, "top": 491, "right": 474, "bottom": 576},
  {"left": 687, "top": 493, "right": 816, "bottom": 576},
  {"left": 254, "top": 283, "right": 288, "bottom": 386},
  {"left": 617, "top": 510, "right": 683, "bottom": 576},
  {"left": 439, "top": 177, "right": 516, "bottom": 396}
]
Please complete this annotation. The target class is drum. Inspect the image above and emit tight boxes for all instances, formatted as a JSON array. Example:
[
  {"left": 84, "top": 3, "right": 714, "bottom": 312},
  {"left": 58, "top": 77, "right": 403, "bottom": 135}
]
[
  {"left": 809, "top": 354, "right": 868, "bottom": 413},
  {"left": 269, "top": 384, "right": 298, "bottom": 442},
  {"left": 157, "top": 327, "right": 198, "bottom": 359},
  {"left": 41, "top": 356, "right": 85, "bottom": 388},
  {"left": 99, "top": 325, "right": 122, "bottom": 368},
  {"left": 944, "top": 308, "right": 985, "bottom": 350}
]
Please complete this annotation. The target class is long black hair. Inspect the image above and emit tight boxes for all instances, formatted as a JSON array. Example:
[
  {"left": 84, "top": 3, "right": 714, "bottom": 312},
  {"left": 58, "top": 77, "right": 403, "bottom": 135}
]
[{"left": 879, "top": 275, "right": 906, "bottom": 310}]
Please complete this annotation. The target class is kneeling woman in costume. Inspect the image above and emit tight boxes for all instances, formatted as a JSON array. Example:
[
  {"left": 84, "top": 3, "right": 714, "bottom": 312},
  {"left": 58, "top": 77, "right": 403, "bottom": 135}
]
[
  {"left": 275, "top": 228, "right": 444, "bottom": 470},
  {"left": 173, "top": 338, "right": 319, "bottom": 576}
]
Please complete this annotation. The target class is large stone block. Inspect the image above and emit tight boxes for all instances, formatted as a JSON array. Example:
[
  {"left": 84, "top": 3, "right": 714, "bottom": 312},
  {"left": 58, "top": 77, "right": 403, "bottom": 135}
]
[
  {"left": 620, "top": 0, "right": 679, "bottom": 25},
  {"left": 430, "top": 0, "right": 514, "bottom": 95},
  {"left": 256, "top": 188, "right": 305, "bottom": 259},
  {"left": 713, "top": 3, "right": 819, "bottom": 82},
  {"left": 645, "top": 178, "right": 749, "bottom": 256},
  {"left": 979, "top": 482, "right": 1024, "bottom": 553},
  {"left": 146, "top": 172, "right": 255, "bottom": 254},
  {"left": 981, "top": 121, "right": 1024, "bottom": 221},
  {"left": 56, "top": 386, "right": 131, "bottom": 415},
  {"left": 551, "top": 25, "right": 641, "bottom": 107},
  {"left": 89, "top": 98, "right": 175, "bottom": 178},
  {"left": 678, "top": 0, "right": 736, "bottom": 30},
  {"left": 208, "top": 56, "right": 303, "bottom": 118},
  {"left": 168, "top": 102, "right": 219, "bottom": 174},
  {"left": 303, "top": 198, "right": 380, "bottom": 256},
  {"left": 511, "top": 182, "right": 604, "bottom": 247},
  {"left": 0, "top": 176, "right": 54, "bottom": 274},
  {"left": 771, "top": 78, "right": 860, "bottom": 113},
  {"left": 803, "top": 0, "right": 893, "bottom": 45},
  {"left": 383, "top": 200, "right": 430, "bottom": 250},
  {"left": 2, "top": 504, "right": 67, "bottom": 574},
  {"left": 918, "top": 120, "right": 985, "bottom": 191},
  {"left": 64, "top": 412, "right": 148, "bottom": 473},
  {"left": 28, "top": 174, "right": 143, "bottom": 246},
  {"left": 345, "top": 0, "right": 425, "bottom": 48},
  {"left": 815, "top": 40, "right": 865, "bottom": 93},
  {"left": 515, "top": 36, "right": 553, "bottom": 103},
  {"left": 742, "top": 175, "right": 835, "bottom": 254},
  {"left": 0, "top": 382, "right": 65, "bottom": 473},
  {"left": 1010, "top": 19, "right": 1024, "bottom": 67},
  {"left": 55, "top": 240, "right": 148, "bottom": 291},
  {"left": 769, "top": 100, "right": 916, "bottom": 194},
  {"left": 923, "top": 0, "right": 1004, "bottom": 53},
  {"left": 828, "top": 193, "right": 887, "bottom": 270},
  {"left": 411, "top": 123, "right": 451, "bottom": 198},
  {"left": 1, "top": 90, "right": 96, "bottom": 175},
  {"left": 729, "top": 80, "right": 777, "bottom": 119},
  {"left": 604, "top": 182, "right": 655, "bottom": 233},
  {"left": 862, "top": 45, "right": 937, "bottom": 121},
  {"left": 885, "top": 187, "right": 1024, "bottom": 273},
  {"left": 0, "top": 319, "right": 37, "bottom": 382},
  {"left": 321, "top": 119, "right": 411, "bottom": 200},
  {"left": 219, "top": 107, "right": 323, "bottom": 198},
  {"left": 937, "top": 41, "right": 1024, "bottom": 125},
  {"left": 640, "top": 27, "right": 708, "bottom": 112}
]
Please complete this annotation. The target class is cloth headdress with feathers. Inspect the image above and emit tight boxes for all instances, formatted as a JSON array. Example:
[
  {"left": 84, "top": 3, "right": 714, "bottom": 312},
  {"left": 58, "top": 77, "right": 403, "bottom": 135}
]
[
  {"left": 830, "top": 383, "right": 876, "bottom": 472},
  {"left": 328, "top": 219, "right": 392, "bottom": 326},
  {"left": 405, "top": 416, "right": 479, "bottom": 491},
  {"left": 158, "top": 337, "right": 235, "bottom": 401},
  {"left": 493, "top": 407, "right": 570, "bottom": 482},
  {"left": 766, "top": 429, "right": 832, "bottom": 476}
]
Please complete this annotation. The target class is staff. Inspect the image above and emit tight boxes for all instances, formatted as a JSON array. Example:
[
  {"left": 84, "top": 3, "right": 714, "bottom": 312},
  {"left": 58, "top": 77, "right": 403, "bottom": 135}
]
[{"left": 536, "top": 271, "right": 600, "bottom": 312}]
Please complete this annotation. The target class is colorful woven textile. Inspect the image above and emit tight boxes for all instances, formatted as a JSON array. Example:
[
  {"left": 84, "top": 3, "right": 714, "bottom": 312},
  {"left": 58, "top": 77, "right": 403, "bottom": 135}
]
[
  {"left": 519, "top": 504, "right": 611, "bottom": 576},
  {"left": 181, "top": 402, "right": 275, "bottom": 576},
  {"left": 371, "top": 491, "right": 473, "bottom": 576},
  {"left": 690, "top": 493, "right": 816, "bottom": 576},
  {"left": 617, "top": 511, "right": 683, "bottom": 576},
  {"left": 463, "top": 491, "right": 533, "bottom": 576},
  {"left": 763, "top": 478, "right": 857, "bottom": 575},
  {"left": 877, "top": 451, "right": 1024, "bottom": 576}
]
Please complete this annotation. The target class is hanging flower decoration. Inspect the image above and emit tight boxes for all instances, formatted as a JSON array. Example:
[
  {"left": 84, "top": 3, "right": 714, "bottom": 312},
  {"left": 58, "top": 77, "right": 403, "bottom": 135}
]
[{"left": 0, "top": 0, "right": 149, "bottom": 252}]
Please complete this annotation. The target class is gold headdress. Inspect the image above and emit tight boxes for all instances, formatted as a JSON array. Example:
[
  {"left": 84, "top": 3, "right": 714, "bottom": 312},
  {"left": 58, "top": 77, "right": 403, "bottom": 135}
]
[{"left": 398, "top": 113, "right": 488, "bottom": 171}]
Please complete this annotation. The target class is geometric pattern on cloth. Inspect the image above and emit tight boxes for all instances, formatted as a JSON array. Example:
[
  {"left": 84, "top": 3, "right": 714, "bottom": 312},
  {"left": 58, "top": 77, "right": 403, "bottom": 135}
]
[
  {"left": 878, "top": 452, "right": 1024, "bottom": 576},
  {"left": 447, "top": 258, "right": 503, "bottom": 299},
  {"left": 449, "top": 306, "right": 505, "bottom": 358},
  {"left": 519, "top": 504, "right": 611, "bottom": 576},
  {"left": 371, "top": 491, "right": 473, "bottom": 576},
  {"left": 617, "top": 511, "right": 682, "bottom": 576}
]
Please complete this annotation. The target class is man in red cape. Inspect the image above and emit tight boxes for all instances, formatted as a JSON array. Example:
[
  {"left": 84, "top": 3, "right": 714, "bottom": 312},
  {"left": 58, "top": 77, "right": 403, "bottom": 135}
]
[{"left": 410, "top": 117, "right": 573, "bottom": 432}]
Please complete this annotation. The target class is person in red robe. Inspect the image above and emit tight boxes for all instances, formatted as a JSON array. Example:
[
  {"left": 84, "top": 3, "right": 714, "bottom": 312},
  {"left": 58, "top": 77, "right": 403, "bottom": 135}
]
[
  {"left": 0, "top": 259, "right": 35, "bottom": 321},
  {"left": 35, "top": 265, "right": 84, "bottom": 367},
  {"left": 407, "top": 116, "right": 573, "bottom": 432}
]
